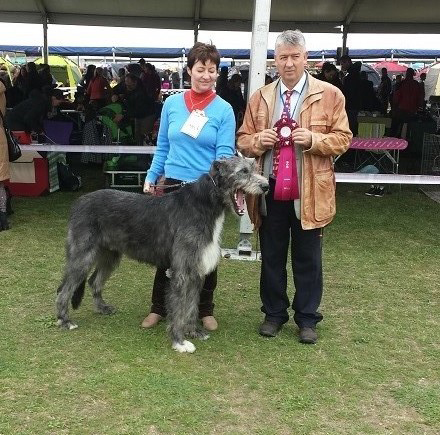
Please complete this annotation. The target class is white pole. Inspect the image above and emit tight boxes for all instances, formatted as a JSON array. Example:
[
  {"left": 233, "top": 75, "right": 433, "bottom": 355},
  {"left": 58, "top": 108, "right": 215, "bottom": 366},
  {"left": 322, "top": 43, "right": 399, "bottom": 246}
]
[
  {"left": 42, "top": 14, "right": 49, "bottom": 64},
  {"left": 180, "top": 49, "right": 186, "bottom": 89},
  {"left": 237, "top": 0, "right": 271, "bottom": 256}
]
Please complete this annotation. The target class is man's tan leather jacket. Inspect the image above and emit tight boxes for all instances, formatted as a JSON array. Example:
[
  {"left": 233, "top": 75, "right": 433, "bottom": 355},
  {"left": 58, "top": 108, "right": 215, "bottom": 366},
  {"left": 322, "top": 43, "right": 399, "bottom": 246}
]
[{"left": 237, "top": 74, "right": 352, "bottom": 229}]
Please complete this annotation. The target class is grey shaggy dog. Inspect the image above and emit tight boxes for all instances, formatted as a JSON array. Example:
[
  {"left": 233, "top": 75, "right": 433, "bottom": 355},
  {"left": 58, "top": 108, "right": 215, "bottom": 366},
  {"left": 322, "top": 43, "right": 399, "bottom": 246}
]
[{"left": 56, "top": 156, "right": 269, "bottom": 353}]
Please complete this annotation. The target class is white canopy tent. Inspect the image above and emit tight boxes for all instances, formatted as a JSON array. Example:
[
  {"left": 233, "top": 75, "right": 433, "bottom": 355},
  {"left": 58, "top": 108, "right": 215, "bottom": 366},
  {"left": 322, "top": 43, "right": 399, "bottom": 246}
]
[
  {"left": 1, "top": 0, "right": 439, "bottom": 33},
  {"left": 2, "top": 0, "right": 439, "bottom": 254}
]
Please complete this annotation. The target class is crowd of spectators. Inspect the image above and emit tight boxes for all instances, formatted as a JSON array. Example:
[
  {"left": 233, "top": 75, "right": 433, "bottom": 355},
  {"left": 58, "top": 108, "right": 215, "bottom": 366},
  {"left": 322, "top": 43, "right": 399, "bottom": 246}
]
[
  {"left": 313, "top": 56, "right": 425, "bottom": 138},
  {"left": 0, "top": 55, "right": 428, "bottom": 150}
]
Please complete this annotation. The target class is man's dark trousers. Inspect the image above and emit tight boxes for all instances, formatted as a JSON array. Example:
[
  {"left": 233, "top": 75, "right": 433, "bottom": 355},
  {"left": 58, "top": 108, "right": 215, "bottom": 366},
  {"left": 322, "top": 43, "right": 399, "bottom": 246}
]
[{"left": 259, "top": 179, "right": 324, "bottom": 328}]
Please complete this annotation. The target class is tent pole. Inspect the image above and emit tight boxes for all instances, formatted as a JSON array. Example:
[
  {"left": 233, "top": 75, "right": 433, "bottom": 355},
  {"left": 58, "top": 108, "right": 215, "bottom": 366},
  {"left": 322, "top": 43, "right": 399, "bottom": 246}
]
[
  {"left": 194, "top": 0, "right": 200, "bottom": 44},
  {"left": 42, "top": 14, "right": 49, "bottom": 64},
  {"left": 237, "top": 0, "right": 271, "bottom": 257},
  {"left": 194, "top": 25, "right": 199, "bottom": 44},
  {"left": 342, "top": 25, "right": 348, "bottom": 56}
]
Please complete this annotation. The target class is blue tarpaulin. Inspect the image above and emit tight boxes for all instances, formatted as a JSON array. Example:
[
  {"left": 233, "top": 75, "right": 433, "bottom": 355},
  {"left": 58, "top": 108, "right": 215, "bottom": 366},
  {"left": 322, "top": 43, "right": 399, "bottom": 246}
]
[{"left": 1, "top": 45, "right": 440, "bottom": 60}]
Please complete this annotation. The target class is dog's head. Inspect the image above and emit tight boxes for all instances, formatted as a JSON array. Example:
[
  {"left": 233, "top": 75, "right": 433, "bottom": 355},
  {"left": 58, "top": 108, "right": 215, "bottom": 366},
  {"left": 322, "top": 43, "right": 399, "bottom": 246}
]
[{"left": 209, "top": 156, "right": 269, "bottom": 216}]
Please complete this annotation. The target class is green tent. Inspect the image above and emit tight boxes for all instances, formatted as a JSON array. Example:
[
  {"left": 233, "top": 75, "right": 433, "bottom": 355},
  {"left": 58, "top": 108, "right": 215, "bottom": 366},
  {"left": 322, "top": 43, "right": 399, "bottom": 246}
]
[
  {"left": 0, "top": 56, "right": 15, "bottom": 82},
  {"left": 35, "top": 55, "right": 82, "bottom": 100}
]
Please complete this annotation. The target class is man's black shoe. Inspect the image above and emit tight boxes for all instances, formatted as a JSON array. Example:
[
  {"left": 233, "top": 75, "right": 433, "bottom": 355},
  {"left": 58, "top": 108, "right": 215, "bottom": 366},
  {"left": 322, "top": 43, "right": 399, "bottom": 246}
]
[
  {"left": 299, "top": 327, "right": 317, "bottom": 344},
  {"left": 259, "top": 320, "right": 282, "bottom": 337}
]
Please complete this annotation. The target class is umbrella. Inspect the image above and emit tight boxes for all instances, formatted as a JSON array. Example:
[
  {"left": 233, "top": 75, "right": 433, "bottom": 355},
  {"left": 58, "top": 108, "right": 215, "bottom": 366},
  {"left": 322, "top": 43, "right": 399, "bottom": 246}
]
[
  {"left": 373, "top": 61, "right": 408, "bottom": 74},
  {"left": 361, "top": 63, "right": 381, "bottom": 89},
  {"left": 415, "top": 62, "right": 439, "bottom": 80}
]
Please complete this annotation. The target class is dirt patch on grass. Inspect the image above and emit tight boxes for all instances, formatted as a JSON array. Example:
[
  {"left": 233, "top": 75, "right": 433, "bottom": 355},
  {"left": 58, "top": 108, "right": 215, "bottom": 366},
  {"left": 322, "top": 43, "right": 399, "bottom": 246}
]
[{"left": 210, "top": 385, "right": 290, "bottom": 434}]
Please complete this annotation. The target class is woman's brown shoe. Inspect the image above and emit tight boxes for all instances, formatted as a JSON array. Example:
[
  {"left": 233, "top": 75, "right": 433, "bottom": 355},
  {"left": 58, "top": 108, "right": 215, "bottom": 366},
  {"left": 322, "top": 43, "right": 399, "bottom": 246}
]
[
  {"left": 201, "top": 315, "right": 218, "bottom": 331},
  {"left": 141, "top": 313, "right": 163, "bottom": 328}
]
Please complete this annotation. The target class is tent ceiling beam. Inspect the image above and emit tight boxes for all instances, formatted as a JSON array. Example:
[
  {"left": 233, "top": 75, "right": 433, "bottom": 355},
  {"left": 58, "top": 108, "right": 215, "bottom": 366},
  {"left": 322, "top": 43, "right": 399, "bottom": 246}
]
[{"left": 343, "top": 0, "right": 362, "bottom": 27}]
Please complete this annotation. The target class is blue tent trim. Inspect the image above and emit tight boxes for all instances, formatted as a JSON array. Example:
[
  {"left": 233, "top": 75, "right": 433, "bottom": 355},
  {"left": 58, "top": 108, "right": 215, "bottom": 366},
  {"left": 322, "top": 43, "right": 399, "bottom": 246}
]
[{"left": 1, "top": 45, "right": 440, "bottom": 60}]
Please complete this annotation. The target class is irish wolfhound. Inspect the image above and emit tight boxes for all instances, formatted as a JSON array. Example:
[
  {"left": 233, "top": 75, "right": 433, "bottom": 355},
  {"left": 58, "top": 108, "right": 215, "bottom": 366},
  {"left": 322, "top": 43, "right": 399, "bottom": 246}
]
[{"left": 56, "top": 156, "right": 269, "bottom": 353}]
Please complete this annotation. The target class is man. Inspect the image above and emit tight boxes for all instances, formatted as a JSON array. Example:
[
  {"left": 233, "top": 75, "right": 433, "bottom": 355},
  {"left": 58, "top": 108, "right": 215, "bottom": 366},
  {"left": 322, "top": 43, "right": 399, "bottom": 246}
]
[
  {"left": 6, "top": 88, "right": 66, "bottom": 132},
  {"left": 391, "top": 68, "right": 423, "bottom": 137},
  {"left": 419, "top": 72, "right": 427, "bottom": 109},
  {"left": 359, "top": 71, "right": 380, "bottom": 112},
  {"left": 140, "top": 62, "right": 161, "bottom": 102},
  {"left": 237, "top": 30, "right": 351, "bottom": 344},
  {"left": 340, "top": 54, "right": 361, "bottom": 136},
  {"left": 377, "top": 67, "right": 392, "bottom": 115}
]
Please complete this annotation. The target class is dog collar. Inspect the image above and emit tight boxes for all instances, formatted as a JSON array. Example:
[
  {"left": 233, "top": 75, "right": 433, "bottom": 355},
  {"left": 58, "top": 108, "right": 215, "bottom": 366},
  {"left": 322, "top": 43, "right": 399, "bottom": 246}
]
[{"left": 208, "top": 173, "right": 217, "bottom": 187}]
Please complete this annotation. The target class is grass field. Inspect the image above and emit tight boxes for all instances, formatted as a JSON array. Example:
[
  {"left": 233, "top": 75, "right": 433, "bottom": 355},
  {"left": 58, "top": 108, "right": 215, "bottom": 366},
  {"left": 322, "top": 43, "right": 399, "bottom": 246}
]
[{"left": 1, "top": 173, "right": 439, "bottom": 434}]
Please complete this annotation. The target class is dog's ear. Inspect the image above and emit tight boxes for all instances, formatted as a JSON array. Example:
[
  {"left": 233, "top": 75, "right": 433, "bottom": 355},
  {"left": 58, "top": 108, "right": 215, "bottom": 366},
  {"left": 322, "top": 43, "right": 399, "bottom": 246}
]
[{"left": 210, "top": 160, "right": 223, "bottom": 175}]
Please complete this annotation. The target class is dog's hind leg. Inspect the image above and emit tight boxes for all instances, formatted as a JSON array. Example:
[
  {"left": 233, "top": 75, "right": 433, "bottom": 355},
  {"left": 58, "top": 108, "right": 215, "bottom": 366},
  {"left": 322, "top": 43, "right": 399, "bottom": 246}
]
[
  {"left": 88, "top": 249, "right": 121, "bottom": 315},
  {"left": 56, "top": 250, "right": 96, "bottom": 329},
  {"left": 167, "top": 270, "right": 204, "bottom": 353}
]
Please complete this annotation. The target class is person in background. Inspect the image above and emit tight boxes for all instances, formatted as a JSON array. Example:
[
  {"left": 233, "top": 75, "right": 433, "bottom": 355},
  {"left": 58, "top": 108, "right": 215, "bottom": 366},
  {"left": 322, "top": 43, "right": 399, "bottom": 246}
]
[
  {"left": 112, "top": 68, "right": 127, "bottom": 100},
  {"left": 141, "top": 42, "right": 236, "bottom": 332},
  {"left": 6, "top": 88, "right": 66, "bottom": 133},
  {"left": 171, "top": 70, "right": 180, "bottom": 89},
  {"left": 216, "top": 66, "right": 228, "bottom": 95},
  {"left": 391, "top": 68, "right": 423, "bottom": 137},
  {"left": 79, "top": 64, "right": 96, "bottom": 94},
  {"left": 0, "top": 79, "right": 10, "bottom": 230},
  {"left": 340, "top": 54, "right": 362, "bottom": 136},
  {"left": 140, "top": 62, "right": 161, "bottom": 101},
  {"left": 123, "top": 73, "right": 155, "bottom": 145},
  {"left": 218, "top": 73, "right": 246, "bottom": 128},
  {"left": 237, "top": 29, "right": 351, "bottom": 344},
  {"left": 359, "top": 71, "right": 380, "bottom": 112},
  {"left": 317, "top": 62, "right": 342, "bottom": 90},
  {"left": 86, "top": 67, "right": 110, "bottom": 110},
  {"left": 377, "top": 67, "right": 392, "bottom": 115},
  {"left": 419, "top": 72, "right": 427, "bottom": 109},
  {"left": 25, "top": 62, "right": 43, "bottom": 97},
  {"left": 38, "top": 64, "right": 55, "bottom": 88}
]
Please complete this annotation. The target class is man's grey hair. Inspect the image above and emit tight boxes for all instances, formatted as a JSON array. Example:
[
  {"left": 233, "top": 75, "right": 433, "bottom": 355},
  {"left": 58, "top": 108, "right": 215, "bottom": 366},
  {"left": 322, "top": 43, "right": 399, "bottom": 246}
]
[{"left": 275, "top": 30, "right": 307, "bottom": 53}]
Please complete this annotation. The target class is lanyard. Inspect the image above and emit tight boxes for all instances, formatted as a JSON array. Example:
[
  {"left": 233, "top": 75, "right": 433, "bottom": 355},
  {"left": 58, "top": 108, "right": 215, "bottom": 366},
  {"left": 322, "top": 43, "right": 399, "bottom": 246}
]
[{"left": 280, "top": 79, "right": 306, "bottom": 120}]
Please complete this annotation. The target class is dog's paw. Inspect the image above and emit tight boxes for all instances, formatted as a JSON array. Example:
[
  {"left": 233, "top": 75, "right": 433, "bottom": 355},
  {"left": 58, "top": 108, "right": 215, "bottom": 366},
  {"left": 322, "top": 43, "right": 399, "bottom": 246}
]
[
  {"left": 172, "top": 340, "right": 196, "bottom": 353},
  {"left": 56, "top": 319, "right": 78, "bottom": 330},
  {"left": 95, "top": 303, "right": 117, "bottom": 315}
]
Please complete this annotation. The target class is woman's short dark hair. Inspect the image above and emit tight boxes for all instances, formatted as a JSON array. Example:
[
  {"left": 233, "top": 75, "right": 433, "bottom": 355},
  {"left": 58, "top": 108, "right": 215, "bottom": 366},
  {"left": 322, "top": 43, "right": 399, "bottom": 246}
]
[{"left": 187, "top": 42, "right": 221, "bottom": 70}]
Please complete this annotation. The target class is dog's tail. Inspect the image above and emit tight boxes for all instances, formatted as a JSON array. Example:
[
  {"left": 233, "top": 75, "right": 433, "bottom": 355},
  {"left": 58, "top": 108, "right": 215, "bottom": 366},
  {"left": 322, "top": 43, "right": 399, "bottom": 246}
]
[{"left": 71, "top": 280, "right": 86, "bottom": 309}]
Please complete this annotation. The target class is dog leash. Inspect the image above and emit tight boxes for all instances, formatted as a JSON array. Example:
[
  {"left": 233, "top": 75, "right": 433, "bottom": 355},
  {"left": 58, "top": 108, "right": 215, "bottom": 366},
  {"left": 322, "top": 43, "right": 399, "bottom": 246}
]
[{"left": 147, "top": 174, "right": 217, "bottom": 192}]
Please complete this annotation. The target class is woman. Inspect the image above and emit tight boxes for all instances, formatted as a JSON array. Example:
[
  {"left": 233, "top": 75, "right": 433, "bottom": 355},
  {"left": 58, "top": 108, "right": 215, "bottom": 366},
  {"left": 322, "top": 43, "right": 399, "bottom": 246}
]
[
  {"left": 86, "top": 67, "right": 110, "bottom": 110},
  {"left": 0, "top": 79, "right": 10, "bottom": 230},
  {"left": 142, "top": 42, "right": 236, "bottom": 331},
  {"left": 80, "top": 64, "right": 96, "bottom": 90}
]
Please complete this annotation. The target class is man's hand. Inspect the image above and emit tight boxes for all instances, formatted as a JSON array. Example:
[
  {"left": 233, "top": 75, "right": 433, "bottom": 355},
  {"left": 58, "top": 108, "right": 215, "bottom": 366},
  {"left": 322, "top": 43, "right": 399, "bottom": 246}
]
[
  {"left": 259, "top": 128, "right": 278, "bottom": 149},
  {"left": 292, "top": 128, "right": 312, "bottom": 149},
  {"left": 113, "top": 114, "right": 124, "bottom": 123}
]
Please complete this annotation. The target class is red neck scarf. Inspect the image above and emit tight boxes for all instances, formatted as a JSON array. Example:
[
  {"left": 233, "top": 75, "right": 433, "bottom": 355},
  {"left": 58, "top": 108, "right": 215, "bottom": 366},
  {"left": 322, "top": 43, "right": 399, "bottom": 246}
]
[{"left": 184, "top": 89, "right": 216, "bottom": 111}]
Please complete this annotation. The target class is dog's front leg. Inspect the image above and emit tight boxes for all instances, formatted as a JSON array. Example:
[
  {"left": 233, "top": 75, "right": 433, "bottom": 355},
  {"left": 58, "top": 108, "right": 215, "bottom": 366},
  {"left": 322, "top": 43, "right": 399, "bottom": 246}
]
[{"left": 166, "top": 271, "right": 203, "bottom": 353}]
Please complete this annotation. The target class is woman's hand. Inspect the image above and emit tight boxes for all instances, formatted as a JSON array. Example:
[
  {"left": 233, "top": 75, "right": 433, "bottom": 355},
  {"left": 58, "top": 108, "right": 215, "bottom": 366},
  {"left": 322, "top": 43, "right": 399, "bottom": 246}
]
[{"left": 143, "top": 181, "right": 154, "bottom": 194}]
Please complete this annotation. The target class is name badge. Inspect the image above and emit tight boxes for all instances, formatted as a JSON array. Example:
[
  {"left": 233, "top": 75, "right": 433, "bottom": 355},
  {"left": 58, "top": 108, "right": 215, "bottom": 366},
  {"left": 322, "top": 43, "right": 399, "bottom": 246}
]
[{"left": 180, "top": 110, "right": 209, "bottom": 138}]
